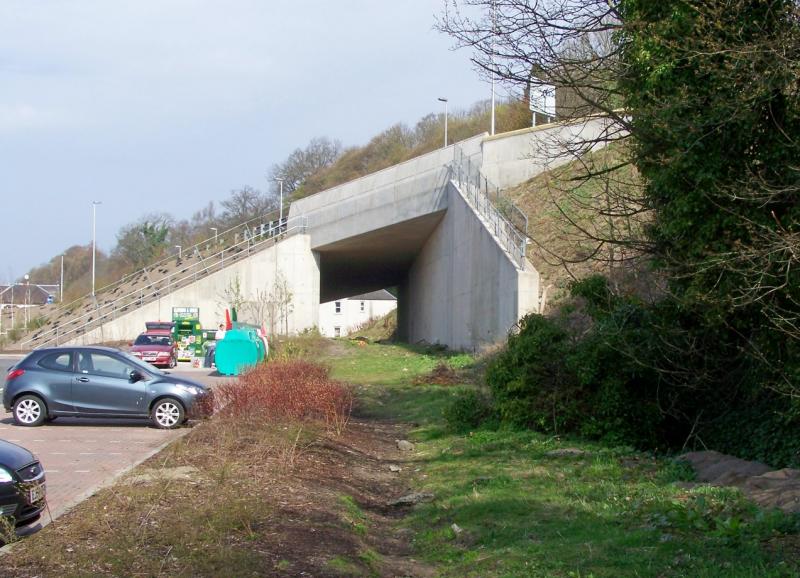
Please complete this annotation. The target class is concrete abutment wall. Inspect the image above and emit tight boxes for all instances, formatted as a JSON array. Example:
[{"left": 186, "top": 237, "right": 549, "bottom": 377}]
[
  {"left": 400, "top": 182, "right": 539, "bottom": 350},
  {"left": 70, "top": 235, "right": 320, "bottom": 345}
]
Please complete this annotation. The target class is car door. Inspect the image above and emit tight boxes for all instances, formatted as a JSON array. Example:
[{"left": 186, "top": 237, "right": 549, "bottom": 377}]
[
  {"left": 72, "top": 351, "right": 148, "bottom": 415},
  {"left": 34, "top": 350, "right": 76, "bottom": 413}
]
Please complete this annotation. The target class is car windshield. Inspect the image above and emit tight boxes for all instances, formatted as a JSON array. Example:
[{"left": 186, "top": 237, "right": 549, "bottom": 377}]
[{"left": 118, "top": 350, "right": 164, "bottom": 376}]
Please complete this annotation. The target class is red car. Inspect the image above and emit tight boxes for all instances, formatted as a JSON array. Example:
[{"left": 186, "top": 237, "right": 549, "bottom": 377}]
[{"left": 130, "top": 322, "right": 177, "bottom": 368}]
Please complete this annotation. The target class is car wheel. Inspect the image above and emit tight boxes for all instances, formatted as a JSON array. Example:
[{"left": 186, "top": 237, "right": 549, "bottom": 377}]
[
  {"left": 13, "top": 395, "right": 48, "bottom": 427},
  {"left": 151, "top": 398, "right": 185, "bottom": 429}
]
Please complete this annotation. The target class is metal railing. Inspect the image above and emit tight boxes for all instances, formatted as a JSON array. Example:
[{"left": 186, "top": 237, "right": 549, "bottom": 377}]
[
  {"left": 449, "top": 146, "right": 529, "bottom": 269},
  {"left": 22, "top": 216, "right": 308, "bottom": 349},
  {"left": 46, "top": 209, "right": 286, "bottom": 323}
]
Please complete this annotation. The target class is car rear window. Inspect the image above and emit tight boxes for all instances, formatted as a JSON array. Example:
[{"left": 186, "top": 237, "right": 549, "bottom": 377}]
[
  {"left": 134, "top": 334, "right": 172, "bottom": 346},
  {"left": 38, "top": 351, "right": 73, "bottom": 372}
]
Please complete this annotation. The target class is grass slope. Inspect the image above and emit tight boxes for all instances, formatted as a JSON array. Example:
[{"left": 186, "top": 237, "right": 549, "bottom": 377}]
[{"left": 327, "top": 341, "right": 800, "bottom": 577}]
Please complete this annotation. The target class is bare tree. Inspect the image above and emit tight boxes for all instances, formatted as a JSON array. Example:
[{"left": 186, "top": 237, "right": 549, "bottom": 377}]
[
  {"left": 439, "top": 0, "right": 647, "bottom": 283},
  {"left": 220, "top": 185, "right": 275, "bottom": 228},
  {"left": 268, "top": 137, "right": 343, "bottom": 197}
]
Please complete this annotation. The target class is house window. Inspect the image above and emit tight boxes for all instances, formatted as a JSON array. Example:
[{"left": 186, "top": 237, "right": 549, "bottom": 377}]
[
  {"left": 360, "top": 301, "right": 365, "bottom": 312},
  {"left": 335, "top": 301, "right": 342, "bottom": 314},
  {"left": 334, "top": 326, "right": 341, "bottom": 337}
]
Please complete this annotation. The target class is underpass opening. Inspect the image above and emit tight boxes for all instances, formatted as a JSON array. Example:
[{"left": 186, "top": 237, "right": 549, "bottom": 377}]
[{"left": 316, "top": 211, "right": 445, "bottom": 304}]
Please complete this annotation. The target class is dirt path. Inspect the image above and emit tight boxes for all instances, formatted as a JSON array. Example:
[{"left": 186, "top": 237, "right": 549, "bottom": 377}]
[{"left": 252, "top": 418, "right": 436, "bottom": 577}]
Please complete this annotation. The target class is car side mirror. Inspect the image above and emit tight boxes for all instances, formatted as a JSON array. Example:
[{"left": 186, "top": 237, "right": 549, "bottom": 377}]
[{"left": 129, "top": 370, "right": 144, "bottom": 382}]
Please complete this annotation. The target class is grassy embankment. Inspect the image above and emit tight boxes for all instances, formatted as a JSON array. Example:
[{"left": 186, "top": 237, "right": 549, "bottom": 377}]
[{"left": 327, "top": 340, "right": 800, "bottom": 578}]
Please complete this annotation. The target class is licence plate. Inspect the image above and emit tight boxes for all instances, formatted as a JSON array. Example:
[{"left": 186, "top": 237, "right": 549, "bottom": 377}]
[
  {"left": 144, "top": 356, "right": 157, "bottom": 361},
  {"left": 28, "top": 482, "right": 45, "bottom": 504}
]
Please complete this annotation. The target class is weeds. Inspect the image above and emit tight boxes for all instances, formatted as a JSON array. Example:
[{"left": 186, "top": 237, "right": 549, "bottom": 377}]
[{"left": 215, "top": 360, "right": 354, "bottom": 435}]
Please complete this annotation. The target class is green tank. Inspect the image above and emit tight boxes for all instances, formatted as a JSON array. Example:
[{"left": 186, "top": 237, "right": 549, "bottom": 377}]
[{"left": 214, "top": 326, "right": 266, "bottom": 376}]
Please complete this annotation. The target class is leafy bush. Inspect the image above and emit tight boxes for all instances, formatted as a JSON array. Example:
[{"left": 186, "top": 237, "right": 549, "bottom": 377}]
[
  {"left": 486, "top": 313, "right": 581, "bottom": 432},
  {"left": 215, "top": 361, "right": 353, "bottom": 435},
  {"left": 485, "top": 274, "right": 800, "bottom": 465},
  {"left": 443, "top": 389, "right": 494, "bottom": 433}
]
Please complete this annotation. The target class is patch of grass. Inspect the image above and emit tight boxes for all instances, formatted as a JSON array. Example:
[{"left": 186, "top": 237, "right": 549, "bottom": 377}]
[
  {"left": 338, "top": 494, "right": 368, "bottom": 536},
  {"left": 324, "top": 340, "right": 800, "bottom": 577},
  {"left": 326, "top": 555, "right": 363, "bottom": 576}
]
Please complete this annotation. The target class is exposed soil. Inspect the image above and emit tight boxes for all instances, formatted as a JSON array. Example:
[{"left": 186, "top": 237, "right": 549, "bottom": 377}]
[{"left": 253, "top": 419, "right": 436, "bottom": 577}]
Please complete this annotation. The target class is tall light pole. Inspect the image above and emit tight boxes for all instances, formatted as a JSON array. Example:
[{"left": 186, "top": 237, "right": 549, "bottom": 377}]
[
  {"left": 91, "top": 201, "right": 101, "bottom": 297},
  {"left": 438, "top": 97, "right": 449, "bottom": 147},
  {"left": 490, "top": 1, "right": 497, "bottom": 136},
  {"left": 175, "top": 245, "right": 182, "bottom": 259},
  {"left": 60, "top": 254, "right": 64, "bottom": 302},
  {"left": 24, "top": 274, "right": 29, "bottom": 329},
  {"left": 210, "top": 227, "right": 218, "bottom": 244},
  {"left": 274, "top": 177, "right": 284, "bottom": 223}
]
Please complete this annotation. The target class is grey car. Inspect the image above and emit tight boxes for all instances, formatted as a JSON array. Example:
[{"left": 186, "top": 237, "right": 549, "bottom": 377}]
[{"left": 2, "top": 346, "right": 212, "bottom": 429}]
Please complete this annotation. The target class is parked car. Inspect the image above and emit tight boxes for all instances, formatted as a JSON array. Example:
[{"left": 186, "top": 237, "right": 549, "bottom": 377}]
[
  {"left": 130, "top": 332, "right": 177, "bottom": 368},
  {"left": 2, "top": 346, "right": 212, "bottom": 429},
  {"left": 0, "top": 440, "right": 46, "bottom": 531}
]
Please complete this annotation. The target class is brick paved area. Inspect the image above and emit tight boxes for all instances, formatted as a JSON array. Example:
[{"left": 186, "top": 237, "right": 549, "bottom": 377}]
[
  {"left": 0, "top": 417, "right": 187, "bottom": 524},
  {"left": 0, "top": 354, "right": 231, "bottom": 532}
]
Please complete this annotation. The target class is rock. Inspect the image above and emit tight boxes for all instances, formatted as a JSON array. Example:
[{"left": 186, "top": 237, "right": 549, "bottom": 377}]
[
  {"left": 450, "top": 523, "right": 463, "bottom": 535},
  {"left": 396, "top": 440, "right": 415, "bottom": 452},
  {"left": 545, "top": 448, "right": 590, "bottom": 458},
  {"left": 679, "top": 451, "right": 800, "bottom": 514},
  {"left": 388, "top": 492, "right": 436, "bottom": 507},
  {"left": 389, "top": 464, "right": 402, "bottom": 472},
  {"left": 679, "top": 451, "right": 771, "bottom": 485}
]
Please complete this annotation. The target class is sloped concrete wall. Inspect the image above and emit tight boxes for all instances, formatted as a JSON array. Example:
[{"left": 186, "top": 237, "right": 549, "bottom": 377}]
[
  {"left": 481, "top": 116, "right": 611, "bottom": 189},
  {"left": 401, "top": 182, "right": 540, "bottom": 350},
  {"left": 69, "top": 235, "right": 319, "bottom": 344}
]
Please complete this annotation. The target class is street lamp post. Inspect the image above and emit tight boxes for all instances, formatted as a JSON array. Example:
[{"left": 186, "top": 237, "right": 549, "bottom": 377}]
[
  {"left": 91, "top": 201, "right": 101, "bottom": 297},
  {"left": 175, "top": 245, "right": 182, "bottom": 259},
  {"left": 274, "top": 178, "right": 284, "bottom": 224},
  {"left": 438, "top": 97, "right": 449, "bottom": 147},
  {"left": 60, "top": 254, "right": 64, "bottom": 302},
  {"left": 24, "top": 274, "right": 30, "bottom": 329},
  {"left": 210, "top": 227, "right": 218, "bottom": 244}
]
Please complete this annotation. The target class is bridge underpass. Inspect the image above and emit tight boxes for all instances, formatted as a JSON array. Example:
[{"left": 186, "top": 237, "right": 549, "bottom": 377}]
[
  {"left": 316, "top": 212, "right": 445, "bottom": 303},
  {"left": 43, "top": 118, "right": 611, "bottom": 351}
]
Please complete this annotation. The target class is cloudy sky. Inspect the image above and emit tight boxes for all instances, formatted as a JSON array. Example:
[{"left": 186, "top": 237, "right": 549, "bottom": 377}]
[{"left": 0, "top": 0, "right": 492, "bottom": 281}]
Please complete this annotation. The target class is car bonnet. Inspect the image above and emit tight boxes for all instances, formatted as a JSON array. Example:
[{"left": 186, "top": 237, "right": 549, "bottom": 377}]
[{"left": 0, "top": 439, "right": 37, "bottom": 470}]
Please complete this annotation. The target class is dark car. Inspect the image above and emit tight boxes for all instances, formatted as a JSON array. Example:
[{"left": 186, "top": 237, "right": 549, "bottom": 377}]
[
  {"left": 0, "top": 440, "right": 46, "bottom": 531},
  {"left": 2, "top": 346, "right": 212, "bottom": 429},
  {"left": 130, "top": 332, "right": 177, "bottom": 368}
]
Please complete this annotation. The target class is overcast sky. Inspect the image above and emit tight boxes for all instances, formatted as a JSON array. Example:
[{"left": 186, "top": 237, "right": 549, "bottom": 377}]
[{"left": 0, "top": 0, "right": 493, "bottom": 281}]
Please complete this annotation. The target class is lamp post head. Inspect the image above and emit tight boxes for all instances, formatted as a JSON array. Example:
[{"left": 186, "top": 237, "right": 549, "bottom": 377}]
[{"left": 438, "top": 97, "right": 448, "bottom": 103}]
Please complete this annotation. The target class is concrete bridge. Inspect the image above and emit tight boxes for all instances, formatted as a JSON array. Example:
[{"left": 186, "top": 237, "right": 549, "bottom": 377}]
[{"left": 60, "top": 117, "right": 610, "bottom": 351}]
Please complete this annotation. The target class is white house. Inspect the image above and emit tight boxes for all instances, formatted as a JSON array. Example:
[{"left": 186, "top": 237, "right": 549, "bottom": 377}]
[{"left": 318, "top": 290, "right": 397, "bottom": 337}]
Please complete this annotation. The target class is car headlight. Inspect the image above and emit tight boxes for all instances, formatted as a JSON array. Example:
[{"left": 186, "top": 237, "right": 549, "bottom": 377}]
[
  {"left": 0, "top": 467, "right": 13, "bottom": 484},
  {"left": 176, "top": 384, "right": 203, "bottom": 396}
]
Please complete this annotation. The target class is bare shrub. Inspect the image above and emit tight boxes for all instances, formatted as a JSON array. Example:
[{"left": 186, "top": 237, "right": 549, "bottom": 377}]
[{"left": 215, "top": 361, "right": 353, "bottom": 435}]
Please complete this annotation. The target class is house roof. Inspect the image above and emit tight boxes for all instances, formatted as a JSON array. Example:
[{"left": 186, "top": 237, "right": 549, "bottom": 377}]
[
  {"left": 347, "top": 289, "right": 397, "bottom": 301},
  {"left": 0, "top": 284, "right": 55, "bottom": 305}
]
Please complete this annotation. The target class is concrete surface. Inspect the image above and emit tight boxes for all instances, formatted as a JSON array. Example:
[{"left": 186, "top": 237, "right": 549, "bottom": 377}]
[{"left": 70, "top": 234, "right": 320, "bottom": 344}]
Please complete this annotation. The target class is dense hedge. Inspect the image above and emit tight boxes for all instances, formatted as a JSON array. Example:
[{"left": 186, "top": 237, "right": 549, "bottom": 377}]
[{"left": 482, "top": 276, "right": 800, "bottom": 467}]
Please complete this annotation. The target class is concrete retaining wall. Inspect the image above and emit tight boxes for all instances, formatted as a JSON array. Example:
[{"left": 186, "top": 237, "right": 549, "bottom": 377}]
[
  {"left": 401, "top": 181, "right": 540, "bottom": 350},
  {"left": 481, "top": 117, "right": 611, "bottom": 189},
  {"left": 69, "top": 235, "right": 320, "bottom": 344}
]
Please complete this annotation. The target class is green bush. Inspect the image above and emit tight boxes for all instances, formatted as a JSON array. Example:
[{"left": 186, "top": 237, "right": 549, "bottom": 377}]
[
  {"left": 486, "top": 313, "right": 582, "bottom": 432},
  {"left": 443, "top": 389, "right": 494, "bottom": 433},
  {"left": 484, "top": 274, "right": 800, "bottom": 466}
]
